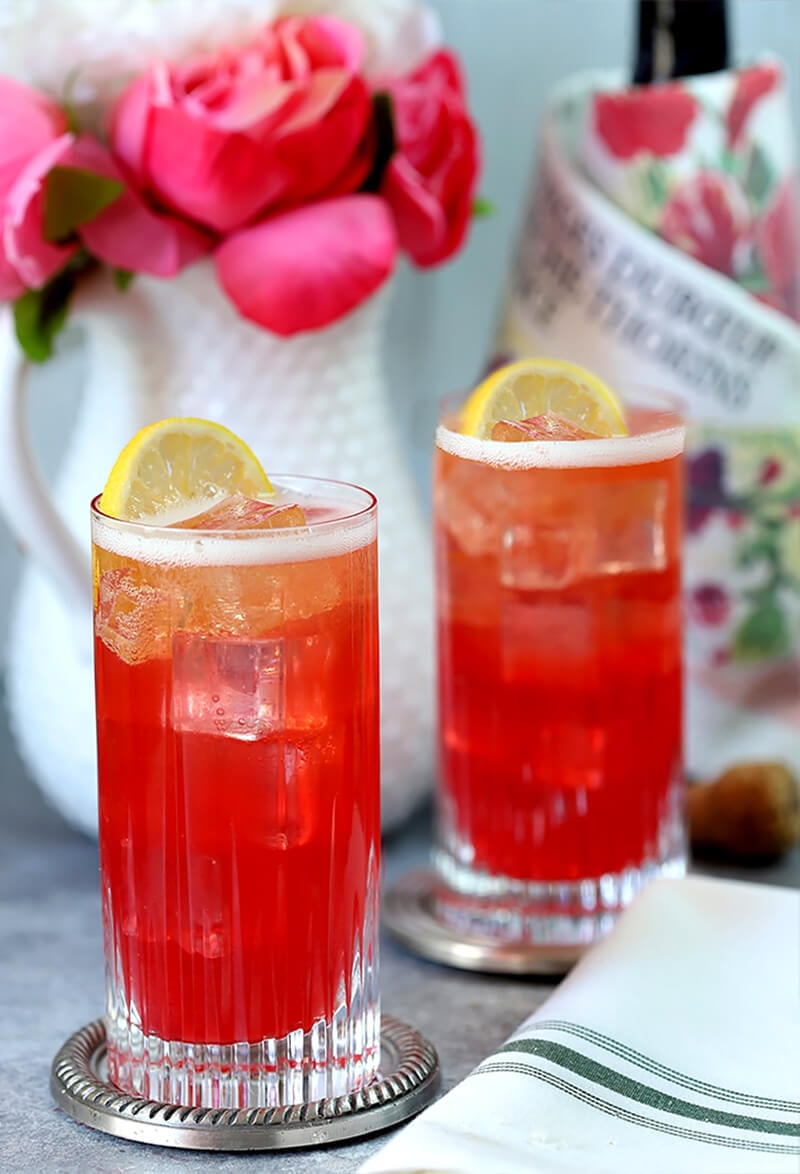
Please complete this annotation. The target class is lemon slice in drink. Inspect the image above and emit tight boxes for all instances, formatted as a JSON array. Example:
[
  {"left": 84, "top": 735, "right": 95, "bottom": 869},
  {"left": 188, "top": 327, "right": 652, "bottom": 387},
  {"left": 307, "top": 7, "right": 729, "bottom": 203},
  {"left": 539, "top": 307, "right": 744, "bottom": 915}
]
[
  {"left": 460, "top": 359, "right": 628, "bottom": 439},
  {"left": 99, "top": 417, "right": 273, "bottom": 522}
]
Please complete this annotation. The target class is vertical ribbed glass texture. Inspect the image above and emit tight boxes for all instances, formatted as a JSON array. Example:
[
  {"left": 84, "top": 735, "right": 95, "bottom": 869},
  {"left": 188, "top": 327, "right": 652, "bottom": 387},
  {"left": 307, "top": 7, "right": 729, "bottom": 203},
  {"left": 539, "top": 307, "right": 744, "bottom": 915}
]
[{"left": 93, "top": 478, "right": 380, "bottom": 1107}]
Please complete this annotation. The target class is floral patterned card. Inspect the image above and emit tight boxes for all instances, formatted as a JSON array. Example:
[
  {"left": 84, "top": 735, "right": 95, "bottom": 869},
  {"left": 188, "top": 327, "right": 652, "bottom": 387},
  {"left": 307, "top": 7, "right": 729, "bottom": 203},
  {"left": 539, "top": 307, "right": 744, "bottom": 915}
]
[
  {"left": 491, "top": 62, "right": 800, "bottom": 780},
  {"left": 580, "top": 60, "right": 800, "bottom": 322},
  {"left": 684, "top": 426, "right": 800, "bottom": 775}
]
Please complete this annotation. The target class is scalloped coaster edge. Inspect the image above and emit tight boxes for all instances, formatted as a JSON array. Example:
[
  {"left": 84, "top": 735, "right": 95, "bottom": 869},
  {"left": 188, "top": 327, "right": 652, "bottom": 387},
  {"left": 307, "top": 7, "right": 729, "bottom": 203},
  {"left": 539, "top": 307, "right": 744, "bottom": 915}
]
[
  {"left": 383, "top": 868, "right": 588, "bottom": 976},
  {"left": 50, "top": 1014, "right": 440, "bottom": 1152}
]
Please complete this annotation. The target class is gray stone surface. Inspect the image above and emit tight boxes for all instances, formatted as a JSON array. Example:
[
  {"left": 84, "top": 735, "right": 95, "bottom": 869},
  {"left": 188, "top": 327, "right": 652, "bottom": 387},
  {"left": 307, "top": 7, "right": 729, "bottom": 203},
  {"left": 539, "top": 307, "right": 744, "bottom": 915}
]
[{"left": 1, "top": 695, "right": 798, "bottom": 1173}]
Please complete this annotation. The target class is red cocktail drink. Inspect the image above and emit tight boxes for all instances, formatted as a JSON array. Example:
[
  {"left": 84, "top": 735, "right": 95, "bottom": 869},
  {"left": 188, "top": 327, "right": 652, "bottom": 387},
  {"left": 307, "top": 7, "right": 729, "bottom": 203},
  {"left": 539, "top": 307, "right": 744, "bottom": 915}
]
[
  {"left": 92, "top": 478, "right": 379, "bottom": 1107},
  {"left": 434, "top": 400, "right": 686, "bottom": 942}
]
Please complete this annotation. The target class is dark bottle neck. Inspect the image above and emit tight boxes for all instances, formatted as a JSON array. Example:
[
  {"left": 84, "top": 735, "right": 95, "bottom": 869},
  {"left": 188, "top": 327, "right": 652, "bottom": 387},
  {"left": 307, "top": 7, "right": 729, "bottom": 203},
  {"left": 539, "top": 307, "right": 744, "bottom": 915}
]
[{"left": 633, "top": 0, "right": 729, "bottom": 84}]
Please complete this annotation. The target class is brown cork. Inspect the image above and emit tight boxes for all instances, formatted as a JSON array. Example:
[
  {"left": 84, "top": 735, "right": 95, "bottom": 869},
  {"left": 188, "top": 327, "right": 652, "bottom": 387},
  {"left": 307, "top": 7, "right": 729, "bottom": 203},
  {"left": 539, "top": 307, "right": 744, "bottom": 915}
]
[{"left": 688, "top": 761, "right": 800, "bottom": 862}]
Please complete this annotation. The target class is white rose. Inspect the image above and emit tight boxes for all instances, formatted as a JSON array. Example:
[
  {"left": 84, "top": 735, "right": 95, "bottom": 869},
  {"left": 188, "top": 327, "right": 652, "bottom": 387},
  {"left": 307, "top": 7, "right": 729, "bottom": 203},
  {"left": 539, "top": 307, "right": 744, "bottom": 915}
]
[{"left": 0, "top": 0, "right": 439, "bottom": 121}]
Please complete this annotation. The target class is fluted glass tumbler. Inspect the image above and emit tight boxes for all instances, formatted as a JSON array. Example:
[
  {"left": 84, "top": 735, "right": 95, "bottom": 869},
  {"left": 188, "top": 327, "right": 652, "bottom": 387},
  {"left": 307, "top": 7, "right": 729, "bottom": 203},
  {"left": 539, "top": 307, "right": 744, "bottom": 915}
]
[
  {"left": 92, "top": 478, "right": 380, "bottom": 1109},
  {"left": 433, "top": 393, "right": 687, "bottom": 945}
]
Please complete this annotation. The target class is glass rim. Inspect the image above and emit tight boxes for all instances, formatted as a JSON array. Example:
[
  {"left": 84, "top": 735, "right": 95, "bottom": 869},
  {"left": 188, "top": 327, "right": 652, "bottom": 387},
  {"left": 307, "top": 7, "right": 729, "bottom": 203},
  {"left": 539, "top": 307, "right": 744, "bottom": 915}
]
[
  {"left": 436, "top": 382, "right": 685, "bottom": 470},
  {"left": 90, "top": 474, "right": 377, "bottom": 540},
  {"left": 438, "top": 382, "right": 687, "bottom": 420}
]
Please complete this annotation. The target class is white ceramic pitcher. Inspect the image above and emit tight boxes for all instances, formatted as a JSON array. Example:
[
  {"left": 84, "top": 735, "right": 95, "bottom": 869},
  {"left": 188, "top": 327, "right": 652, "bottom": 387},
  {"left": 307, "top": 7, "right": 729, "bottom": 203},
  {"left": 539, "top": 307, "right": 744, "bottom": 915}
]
[{"left": 0, "top": 264, "right": 434, "bottom": 835}]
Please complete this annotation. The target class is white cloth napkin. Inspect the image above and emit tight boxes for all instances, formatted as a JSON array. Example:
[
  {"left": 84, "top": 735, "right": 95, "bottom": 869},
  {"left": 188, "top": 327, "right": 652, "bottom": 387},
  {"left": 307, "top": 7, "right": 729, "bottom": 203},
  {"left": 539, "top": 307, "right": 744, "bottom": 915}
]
[{"left": 363, "top": 876, "right": 800, "bottom": 1174}]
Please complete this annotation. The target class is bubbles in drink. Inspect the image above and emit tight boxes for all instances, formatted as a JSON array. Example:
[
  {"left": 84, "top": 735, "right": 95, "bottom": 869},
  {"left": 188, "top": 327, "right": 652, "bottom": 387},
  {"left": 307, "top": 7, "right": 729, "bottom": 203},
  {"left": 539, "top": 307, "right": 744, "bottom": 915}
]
[
  {"left": 435, "top": 461, "right": 513, "bottom": 557},
  {"left": 95, "top": 568, "right": 171, "bottom": 664},
  {"left": 172, "top": 633, "right": 285, "bottom": 741}
]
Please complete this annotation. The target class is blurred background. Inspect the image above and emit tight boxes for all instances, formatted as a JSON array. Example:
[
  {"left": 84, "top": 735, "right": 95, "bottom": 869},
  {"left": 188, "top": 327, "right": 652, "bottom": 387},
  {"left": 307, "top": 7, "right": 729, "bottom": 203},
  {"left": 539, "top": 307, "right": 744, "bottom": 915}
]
[{"left": 1, "top": 0, "right": 799, "bottom": 647}]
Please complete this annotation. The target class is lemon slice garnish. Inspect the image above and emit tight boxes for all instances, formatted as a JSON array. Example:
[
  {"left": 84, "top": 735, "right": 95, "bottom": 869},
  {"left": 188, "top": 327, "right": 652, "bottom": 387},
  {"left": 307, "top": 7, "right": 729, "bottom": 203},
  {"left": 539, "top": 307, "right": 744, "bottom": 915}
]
[
  {"left": 460, "top": 359, "right": 628, "bottom": 439},
  {"left": 99, "top": 417, "right": 272, "bottom": 522}
]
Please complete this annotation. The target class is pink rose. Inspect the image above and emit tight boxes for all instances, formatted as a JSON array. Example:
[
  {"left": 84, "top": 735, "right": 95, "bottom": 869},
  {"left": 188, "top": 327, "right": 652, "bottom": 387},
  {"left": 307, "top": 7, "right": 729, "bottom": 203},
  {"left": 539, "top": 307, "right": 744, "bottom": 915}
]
[
  {"left": 380, "top": 49, "right": 480, "bottom": 268},
  {"left": 111, "top": 17, "right": 376, "bottom": 234},
  {"left": 0, "top": 78, "right": 75, "bottom": 299},
  {"left": 0, "top": 78, "right": 208, "bottom": 303}
]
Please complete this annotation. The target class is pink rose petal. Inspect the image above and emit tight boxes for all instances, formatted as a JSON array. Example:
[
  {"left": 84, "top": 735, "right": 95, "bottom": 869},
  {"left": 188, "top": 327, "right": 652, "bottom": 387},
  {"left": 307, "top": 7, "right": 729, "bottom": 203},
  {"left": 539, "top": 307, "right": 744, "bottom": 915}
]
[
  {"left": 304, "top": 17, "right": 365, "bottom": 72},
  {"left": 66, "top": 136, "right": 211, "bottom": 277},
  {"left": 382, "top": 154, "right": 447, "bottom": 267},
  {"left": 215, "top": 194, "right": 397, "bottom": 336},
  {"left": 380, "top": 48, "right": 480, "bottom": 268},
  {"left": 272, "top": 75, "right": 373, "bottom": 205},
  {"left": 82, "top": 190, "right": 211, "bottom": 276},
  {"left": 208, "top": 77, "right": 299, "bottom": 133},
  {"left": 0, "top": 252, "right": 26, "bottom": 301},
  {"left": 109, "top": 72, "right": 154, "bottom": 185},
  {"left": 146, "top": 104, "right": 288, "bottom": 232},
  {"left": 3, "top": 134, "right": 78, "bottom": 290},
  {"left": 0, "top": 82, "right": 74, "bottom": 297},
  {"left": 274, "top": 69, "right": 353, "bottom": 134},
  {"left": 0, "top": 78, "right": 69, "bottom": 180}
]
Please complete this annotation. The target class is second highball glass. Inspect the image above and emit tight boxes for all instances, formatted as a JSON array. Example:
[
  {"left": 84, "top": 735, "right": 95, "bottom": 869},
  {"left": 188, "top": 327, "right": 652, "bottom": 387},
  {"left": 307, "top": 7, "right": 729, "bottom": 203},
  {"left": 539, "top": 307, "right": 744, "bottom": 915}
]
[{"left": 432, "top": 389, "right": 687, "bottom": 946}]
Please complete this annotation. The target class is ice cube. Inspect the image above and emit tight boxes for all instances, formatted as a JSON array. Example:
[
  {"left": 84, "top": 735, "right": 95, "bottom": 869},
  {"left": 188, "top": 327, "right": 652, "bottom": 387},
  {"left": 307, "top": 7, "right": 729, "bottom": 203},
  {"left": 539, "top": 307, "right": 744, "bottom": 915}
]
[
  {"left": 95, "top": 568, "right": 171, "bottom": 664},
  {"left": 436, "top": 462, "right": 515, "bottom": 557},
  {"left": 172, "top": 633, "right": 284, "bottom": 740},
  {"left": 491, "top": 413, "right": 599, "bottom": 441},
  {"left": 502, "top": 595, "right": 593, "bottom": 666},
  {"left": 179, "top": 854, "right": 227, "bottom": 958},
  {"left": 499, "top": 480, "right": 668, "bottom": 588},
  {"left": 590, "top": 480, "right": 668, "bottom": 575},
  {"left": 501, "top": 520, "right": 586, "bottom": 589},
  {"left": 173, "top": 494, "right": 306, "bottom": 530}
]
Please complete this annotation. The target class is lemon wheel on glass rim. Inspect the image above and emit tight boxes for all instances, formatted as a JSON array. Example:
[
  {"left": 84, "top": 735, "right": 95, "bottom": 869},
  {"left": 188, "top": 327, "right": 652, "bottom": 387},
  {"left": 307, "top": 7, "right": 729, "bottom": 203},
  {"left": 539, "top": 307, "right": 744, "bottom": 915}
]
[{"left": 460, "top": 359, "right": 628, "bottom": 439}]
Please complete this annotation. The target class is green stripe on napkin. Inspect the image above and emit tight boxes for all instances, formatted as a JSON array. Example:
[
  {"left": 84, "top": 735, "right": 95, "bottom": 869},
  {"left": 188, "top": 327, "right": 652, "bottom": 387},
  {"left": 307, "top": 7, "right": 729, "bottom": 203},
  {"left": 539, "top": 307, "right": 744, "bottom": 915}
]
[
  {"left": 492, "top": 1039, "right": 800, "bottom": 1137},
  {"left": 530, "top": 1020, "right": 800, "bottom": 1112},
  {"left": 476, "top": 1061, "right": 800, "bottom": 1156}
]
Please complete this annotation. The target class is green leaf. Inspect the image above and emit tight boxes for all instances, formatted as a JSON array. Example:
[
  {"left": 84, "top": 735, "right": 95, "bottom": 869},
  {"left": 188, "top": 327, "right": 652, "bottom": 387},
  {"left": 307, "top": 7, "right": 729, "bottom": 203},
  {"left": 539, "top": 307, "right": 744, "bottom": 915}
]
[
  {"left": 720, "top": 148, "right": 739, "bottom": 176},
  {"left": 113, "top": 268, "right": 135, "bottom": 292},
  {"left": 756, "top": 514, "right": 784, "bottom": 532},
  {"left": 13, "top": 267, "right": 77, "bottom": 362},
  {"left": 744, "top": 144, "right": 775, "bottom": 208},
  {"left": 362, "top": 92, "right": 396, "bottom": 194},
  {"left": 62, "top": 103, "right": 80, "bottom": 135},
  {"left": 60, "top": 65, "right": 83, "bottom": 134},
  {"left": 43, "top": 166, "right": 124, "bottom": 245},
  {"left": 472, "top": 196, "right": 495, "bottom": 218},
  {"left": 737, "top": 536, "right": 778, "bottom": 568},
  {"left": 733, "top": 603, "right": 791, "bottom": 662},
  {"left": 739, "top": 270, "right": 771, "bottom": 294},
  {"left": 645, "top": 160, "right": 669, "bottom": 208}
]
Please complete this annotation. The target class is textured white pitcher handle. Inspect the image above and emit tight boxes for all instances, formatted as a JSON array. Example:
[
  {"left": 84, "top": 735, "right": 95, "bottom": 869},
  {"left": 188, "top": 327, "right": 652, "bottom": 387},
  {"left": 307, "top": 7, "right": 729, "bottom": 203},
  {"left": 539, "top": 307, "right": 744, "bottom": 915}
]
[{"left": 0, "top": 308, "right": 90, "bottom": 612}]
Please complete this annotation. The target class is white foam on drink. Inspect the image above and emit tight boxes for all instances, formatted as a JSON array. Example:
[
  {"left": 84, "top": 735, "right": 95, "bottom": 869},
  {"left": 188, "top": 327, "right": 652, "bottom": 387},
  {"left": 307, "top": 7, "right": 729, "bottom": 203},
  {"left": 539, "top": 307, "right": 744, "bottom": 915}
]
[
  {"left": 92, "top": 491, "right": 376, "bottom": 567},
  {"left": 436, "top": 421, "right": 685, "bottom": 469}
]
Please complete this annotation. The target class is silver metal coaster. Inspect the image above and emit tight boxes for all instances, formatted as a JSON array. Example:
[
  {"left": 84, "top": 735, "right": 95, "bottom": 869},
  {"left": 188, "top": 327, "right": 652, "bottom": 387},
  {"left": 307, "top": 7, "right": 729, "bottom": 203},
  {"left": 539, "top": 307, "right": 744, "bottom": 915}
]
[
  {"left": 51, "top": 1015, "right": 440, "bottom": 1152},
  {"left": 383, "top": 869, "right": 587, "bottom": 976}
]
